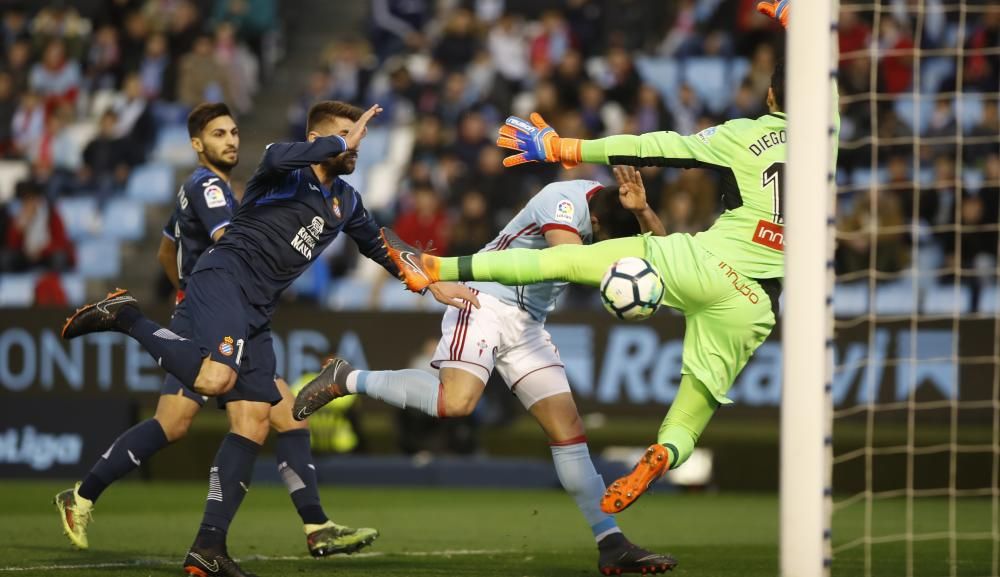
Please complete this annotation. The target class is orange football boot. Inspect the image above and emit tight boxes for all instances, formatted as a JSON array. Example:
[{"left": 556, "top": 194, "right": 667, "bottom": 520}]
[
  {"left": 601, "top": 444, "right": 671, "bottom": 514},
  {"left": 380, "top": 227, "right": 441, "bottom": 292}
]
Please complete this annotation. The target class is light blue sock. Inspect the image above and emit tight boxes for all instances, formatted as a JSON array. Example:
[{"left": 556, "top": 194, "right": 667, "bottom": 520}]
[
  {"left": 550, "top": 441, "right": 621, "bottom": 542},
  {"left": 349, "top": 369, "right": 442, "bottom": 417}
]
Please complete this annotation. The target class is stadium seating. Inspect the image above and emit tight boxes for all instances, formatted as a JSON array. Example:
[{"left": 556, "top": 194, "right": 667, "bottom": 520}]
[{"left": 126, "top": 162, "right": 176, "bottom": 204}]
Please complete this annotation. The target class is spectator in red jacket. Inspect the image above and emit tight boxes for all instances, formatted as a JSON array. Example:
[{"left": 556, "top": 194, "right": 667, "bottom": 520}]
[
  {"left": 1, "top": 180, "right": 74, "bottom": 272},
  {"left": 393, "top": 183, "right": 450, "bottom": 256}
]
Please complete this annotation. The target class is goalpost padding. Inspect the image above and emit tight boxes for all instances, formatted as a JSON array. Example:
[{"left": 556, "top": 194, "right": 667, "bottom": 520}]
[{"left": 781, "top": 1, "right": 839, "bottom": 576}]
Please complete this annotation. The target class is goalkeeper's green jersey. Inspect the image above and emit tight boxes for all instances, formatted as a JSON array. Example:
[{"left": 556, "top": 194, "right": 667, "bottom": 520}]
[{"left": 581, "top": 113, "right": 792, "bottom": 279}]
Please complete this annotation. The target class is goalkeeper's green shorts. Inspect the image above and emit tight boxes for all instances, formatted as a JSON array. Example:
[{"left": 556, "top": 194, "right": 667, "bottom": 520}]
[{"left": 646, "top": 233, "right": 778, "bottom": 404}]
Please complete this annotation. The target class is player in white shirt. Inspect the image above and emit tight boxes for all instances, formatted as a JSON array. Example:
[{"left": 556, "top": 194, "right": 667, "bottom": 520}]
[{"left": 295, "top": 167, "right": 678, "bottom": 575}]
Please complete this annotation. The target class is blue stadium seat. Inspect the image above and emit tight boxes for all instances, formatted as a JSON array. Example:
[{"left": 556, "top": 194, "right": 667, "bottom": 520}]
[
  {"left": 964, "top": 167, "right": 984, "bottom": 192},
  {"left": 126, "top": 162, "right": 175, "bottom": 204},
  {"left": 893, "top": 97, "right": 933, "bottom": 135},
  {"left": 0, "top": 273, "right": 37, "bottom": 306},
  {"left": 152, "top": 125, "right": 196, "bottom": 167},
  {"left": 682, "top": 58, "right": 729, "bottom": 113},
  {"left": 60, "top": 273, "right": 86, "bottom": 305},
  {"left": 151, "top": 101, "right": 190, "bottom": 128},
  {"left": 56, "top": 197, "right": 101, "bottom": 241},
  {"left": 851, "top": 166, "right": 888, "bottom": 188},
  {"left": 76, "top": 239, "right": 121, "bottom": 278},
  {"left": 957, "top": 93, "right": 984, "bottom": 133},
  {"left": 102, "top": 198, "right": 146, "bottom": 240},
  {"left": 874, "top": 278, "right": 918, "bottom": 315},
  {"left": 979, "top": 285, "right": 998, "bottom": 314},
  {"left": 920, "top": 58, "right": 955, "bottom": 94},
  {"left": 921, "top": 282, "right": 972, "bottom": 314},
  {"left": 833, "top": 282, "right": 868, "bottom": 317},
  {"left": 326, "top": 277, "right": 374, "bottom": 310},
  {"left": 635, "top": 57, "right": 680, "bottom": 105}
]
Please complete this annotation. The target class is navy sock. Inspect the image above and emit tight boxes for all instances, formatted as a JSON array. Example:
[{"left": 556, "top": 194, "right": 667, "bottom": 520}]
[
  {"left": 276, "top": 430, "right": 328, "bottom": 525},
  {"left": 127, "top": 316, "right": 205, "bottom": 390},
  {"left": 78, "top": 419, "right": 169, "bottom": 503},
  {"left": 199, "top": 433, "right": 260, "bottom": 536},
  {"left": 194, "top": 524, "right": 227, "bottom": 552}
]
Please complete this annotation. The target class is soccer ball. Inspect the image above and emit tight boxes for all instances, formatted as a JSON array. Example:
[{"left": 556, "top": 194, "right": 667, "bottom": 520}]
[{"left": 600, "top": 257, "right": 664, "bottom": 321}]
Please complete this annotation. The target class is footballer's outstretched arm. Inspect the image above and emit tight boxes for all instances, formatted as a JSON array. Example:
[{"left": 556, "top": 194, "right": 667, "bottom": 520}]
[
  {"left": 497, "top": 111, "right": 735, "bottom": 172},
  {"left": 614, "top": 166, "right": 666, "bottom": 236},
  {"left": 258, "top": 104, "right": 382, "bottom": 174}
]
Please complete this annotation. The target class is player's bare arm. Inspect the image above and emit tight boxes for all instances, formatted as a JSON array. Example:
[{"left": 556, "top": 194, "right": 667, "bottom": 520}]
[
  {"left": 158, "top": 235, "right": 181, "bottom": 291},
  {"left": 613, "top": 166, "right": 666, "bottom": 236},
  {"left": 426, "top": 282, "right": 481, "bottom": 309}
]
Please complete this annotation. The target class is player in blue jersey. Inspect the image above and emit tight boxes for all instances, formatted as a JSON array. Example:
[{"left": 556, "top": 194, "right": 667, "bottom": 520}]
[
  {"left": 60, "top": 100, "right": 477, "bottom": 577},
  {"left": 294, "top": 167, "right": 677, "bottom": 575},
  {"left": 53, "top": 103, "right": 378, "bottom": 560}
]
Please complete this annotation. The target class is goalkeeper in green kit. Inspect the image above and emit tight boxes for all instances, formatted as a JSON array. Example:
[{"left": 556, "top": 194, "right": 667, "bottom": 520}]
[{"left": 320, "top": 0, "right": 826, "bottom": 515}]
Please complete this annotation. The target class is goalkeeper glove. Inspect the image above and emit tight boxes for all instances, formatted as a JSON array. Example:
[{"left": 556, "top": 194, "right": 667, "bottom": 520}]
[
  {"left": 756, "top": 0, "right": 789, "bottom": 28},
  {"left": 496, "top": 113, "right": 582, "bottom": 169}
]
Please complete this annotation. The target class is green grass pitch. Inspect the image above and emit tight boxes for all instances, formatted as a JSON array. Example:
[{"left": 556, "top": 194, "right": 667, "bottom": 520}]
[{"left": 0, "top": 482, "right": 993, "bottom": 576}]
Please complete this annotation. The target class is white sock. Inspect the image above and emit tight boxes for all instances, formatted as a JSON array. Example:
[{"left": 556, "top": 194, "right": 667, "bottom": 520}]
[{"left": 353, "top": 369, "right": 441, "bottom": 417}]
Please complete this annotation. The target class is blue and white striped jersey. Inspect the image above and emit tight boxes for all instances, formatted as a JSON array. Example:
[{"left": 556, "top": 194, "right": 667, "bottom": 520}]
[{"left": 467, "top": 179, "right": 602, "bottom": 321}]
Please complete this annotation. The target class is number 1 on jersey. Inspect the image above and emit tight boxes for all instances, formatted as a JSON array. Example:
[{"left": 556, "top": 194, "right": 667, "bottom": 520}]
[{"left": 762, "top": 162, "right": 785, "bottom": 224}]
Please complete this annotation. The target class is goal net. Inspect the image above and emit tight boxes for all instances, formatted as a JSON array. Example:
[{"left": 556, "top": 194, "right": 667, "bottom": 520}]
[{"left": 827, "top": 1, "right": 1000, "bottom": 576}]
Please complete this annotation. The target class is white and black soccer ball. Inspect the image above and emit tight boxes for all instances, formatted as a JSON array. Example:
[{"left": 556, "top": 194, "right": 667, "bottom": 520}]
[{"left": 600, "top": 257, "right": 664, "bottom": 321}]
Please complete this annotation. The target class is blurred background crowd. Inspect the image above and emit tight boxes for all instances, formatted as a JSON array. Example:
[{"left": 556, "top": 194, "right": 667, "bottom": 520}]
[{"left": 0, "top": 0, "right": 996, "bottom": 316}]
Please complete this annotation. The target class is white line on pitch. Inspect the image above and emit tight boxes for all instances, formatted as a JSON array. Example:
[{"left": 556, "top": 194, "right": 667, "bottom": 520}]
[{"left": 0, "top": 549, "right": 518, "bottom": 572}]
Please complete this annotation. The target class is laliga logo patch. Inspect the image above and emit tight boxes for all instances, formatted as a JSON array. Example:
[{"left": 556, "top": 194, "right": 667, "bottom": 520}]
[
  {"left": 219, "top": 336, "right": 235, "bottom": 357},
  {"left": 332, "top": 197, "right": 342, "bottom": 218},
  {"left": 554, "top": 200, "right": 575, "bottom": 223}
]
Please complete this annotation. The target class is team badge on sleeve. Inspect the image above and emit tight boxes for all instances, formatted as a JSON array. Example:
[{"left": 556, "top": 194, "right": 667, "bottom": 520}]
[
  {"left": 554, "top": 200, "right": 575, "bottom": 223},
  {"left": 204, "top": 185, "right": 227, "bottom": 208},
  {"left": 219, "top": 336, "right": 235, "bottom": 357}
]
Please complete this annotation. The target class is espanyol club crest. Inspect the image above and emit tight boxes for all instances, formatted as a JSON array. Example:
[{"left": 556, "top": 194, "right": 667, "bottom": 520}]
[
  {"left": 332, "top": 197, "right": 342, "bottom": 218},
  {"left": 219, "top": 336, "right": 235, "bottom": 357}
]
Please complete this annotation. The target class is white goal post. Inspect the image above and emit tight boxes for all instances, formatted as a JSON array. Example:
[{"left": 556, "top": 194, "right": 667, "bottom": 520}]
[{"left": 781, "top": 1, "right": 840, "bottom": 576}]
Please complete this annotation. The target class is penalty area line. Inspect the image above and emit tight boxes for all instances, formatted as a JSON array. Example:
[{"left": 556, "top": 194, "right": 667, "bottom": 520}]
[{"left": 0, "top": 549, "right": 518, "bottom": 572}]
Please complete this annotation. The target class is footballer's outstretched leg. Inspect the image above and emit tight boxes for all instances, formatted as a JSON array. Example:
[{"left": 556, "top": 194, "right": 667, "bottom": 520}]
[
  {"left": 292, "top": 357, "right": 354, "bottom": 420},
  {"left": 381, "top": 227, "right": 645, "bottom": 292},
  {"left": 61, "top": 288, "right": 138, "bottom": 339}
]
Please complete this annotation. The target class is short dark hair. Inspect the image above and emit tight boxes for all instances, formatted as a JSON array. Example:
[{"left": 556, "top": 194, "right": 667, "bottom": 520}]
[
  {"left": 307, "top": 100, "right": 364, "bottom": 133},
  {"left": 588, "top": 186, "right": 642, "bottom": 239},
  {"left": 187, "top": 102, "right": 233, "bottom": 138},
  {"left": 770, "top": 60, "right": 785, "bottom": 109}
]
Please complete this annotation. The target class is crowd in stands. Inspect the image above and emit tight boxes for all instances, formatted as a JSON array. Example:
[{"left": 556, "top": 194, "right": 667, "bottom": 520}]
[
  {"left": 0, "top": 0, "right": 278, "bottom": 305},
  {"left": 284, "top": 0, "right": 997, "bottom": 313},
  {"left": 1, "top": 0, "right": 997, "bottom": 315}
]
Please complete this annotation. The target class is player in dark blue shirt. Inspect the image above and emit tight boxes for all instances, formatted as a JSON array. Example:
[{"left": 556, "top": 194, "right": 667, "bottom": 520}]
[
  {"left": 61, "top": 100, "right": 477, "bottom": 576},
  {"left": 55, "top": 104, "right": 377, "bottom": 565}
]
